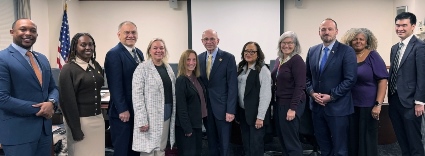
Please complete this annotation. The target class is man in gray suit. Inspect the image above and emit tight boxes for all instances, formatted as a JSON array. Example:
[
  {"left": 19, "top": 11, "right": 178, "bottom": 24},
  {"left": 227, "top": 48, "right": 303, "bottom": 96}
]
[{"left": 388, "top": 12, "right": 425, "bottom": 156}]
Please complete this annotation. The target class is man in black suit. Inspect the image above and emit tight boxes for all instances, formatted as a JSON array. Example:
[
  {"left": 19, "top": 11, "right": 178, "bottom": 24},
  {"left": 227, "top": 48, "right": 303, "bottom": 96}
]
[
  {"left": 305, "top": 18, "right": 357, "bottom": 156},
  {"left": 198, "top": 29, "right": 238, "bottom": 156},
  {"left": 388, "top": 12, "right": 425, "bottom": 156},
  {"left": 104, "top": 21, "right": 144, "bottom": 156}
]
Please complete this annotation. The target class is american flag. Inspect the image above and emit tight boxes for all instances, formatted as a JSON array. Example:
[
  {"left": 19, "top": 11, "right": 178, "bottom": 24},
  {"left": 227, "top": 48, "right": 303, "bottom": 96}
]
[{"left": 57, "top": 3, "right": 70, "bottom": 69}]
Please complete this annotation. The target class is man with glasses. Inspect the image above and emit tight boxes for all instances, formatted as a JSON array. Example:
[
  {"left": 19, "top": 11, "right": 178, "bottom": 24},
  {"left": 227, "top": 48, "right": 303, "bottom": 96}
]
[
  {"left": 305, "top": 18, "right": 357, "bottom": 156},
  {"left": 198, "top": 29, "right": 237, "bottom": 156},
  {"left": 104, "top": 21, "right": 144, "bottom": 156}
]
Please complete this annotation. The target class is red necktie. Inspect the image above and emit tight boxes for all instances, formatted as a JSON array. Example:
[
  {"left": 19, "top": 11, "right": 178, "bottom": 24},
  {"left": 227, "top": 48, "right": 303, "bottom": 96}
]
[{"left": 26, "top": 51, "right": 42, "bottom": 85}]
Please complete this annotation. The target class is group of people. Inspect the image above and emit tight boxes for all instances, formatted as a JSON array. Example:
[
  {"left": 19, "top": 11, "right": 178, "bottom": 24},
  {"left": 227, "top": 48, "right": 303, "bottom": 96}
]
[{"left": 0, "top": 11, "right": 424, "bottom": 156}]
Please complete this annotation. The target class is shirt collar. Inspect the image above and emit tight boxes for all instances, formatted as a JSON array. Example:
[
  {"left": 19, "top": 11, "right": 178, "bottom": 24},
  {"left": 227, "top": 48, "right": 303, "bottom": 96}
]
[
  {"left": 400, "top": 34, "right": 414, "bottom": 46},
  {"left": 121, "top": 43, "right": 135, "bottom": 52},
  {"left": 11, "top": 43, "right": 30, "bottom": 56},
  {"left": 245, "top": 62, "right": 257, "bottom": 71},
  {"left": 74, "top": 57, "right": 95, "bottom": 70},
  {"left": 207, "top": 47, "right": 219, "bottom": 58},
  {"left": 322, "top": 40, "right": 336, "bottom": 51}
]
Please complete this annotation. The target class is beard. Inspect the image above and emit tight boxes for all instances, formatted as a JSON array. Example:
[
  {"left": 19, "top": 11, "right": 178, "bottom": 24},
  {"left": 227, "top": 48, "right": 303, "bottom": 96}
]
[{"left": 321, "top": 35, "right": 335, "bottom": 44}]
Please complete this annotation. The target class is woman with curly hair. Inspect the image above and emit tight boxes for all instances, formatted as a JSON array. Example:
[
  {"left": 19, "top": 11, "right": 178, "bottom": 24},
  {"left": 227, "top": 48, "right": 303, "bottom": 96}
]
[{"left": 340, "top": 28, "right": 388, "bottom": 156}]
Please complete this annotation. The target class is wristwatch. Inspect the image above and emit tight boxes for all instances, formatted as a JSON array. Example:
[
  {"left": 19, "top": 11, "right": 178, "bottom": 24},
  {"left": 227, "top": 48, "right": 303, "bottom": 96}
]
[
  {"left": 374, "top": 101, "right": 382, "bottom": 106},
  {"left": 49, "top": 99, "right": 58, "bottom": 111}
]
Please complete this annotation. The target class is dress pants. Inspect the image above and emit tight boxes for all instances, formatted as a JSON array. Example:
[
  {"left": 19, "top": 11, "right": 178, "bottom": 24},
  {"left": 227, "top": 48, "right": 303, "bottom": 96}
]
[
  {"left": 389, "top": 92, "right": 425, "bottom": 156},
  {"left": 274, "top": 104, "right": 302, "bottom": 156},
  {"left": 140, "top": 119, "right": 170, "bottom": 156},
  {"left": 239, "top": 109, "right": 265, "bottom": 156},
  {"left": 2, "top": 124, "right": 52, "bottom": 156},
  {"left": 176, "top": 127, "right": 202, "bottom": 156},
  {"left": 348, "top": 106, "right": 378, "bottom": 156},
  {"left": 109, "top": 117, "right": 140, "bottom": 156},
  {"left": 207, "top": 104, "right": 231, "bottom": 156},
  {"left": 312, "top": 107, "right": 349, "bottom": 156}
]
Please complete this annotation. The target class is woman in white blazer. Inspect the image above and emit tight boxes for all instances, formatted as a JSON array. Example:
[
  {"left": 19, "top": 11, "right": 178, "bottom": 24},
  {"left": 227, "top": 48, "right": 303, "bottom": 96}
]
[{"left": 132, "top": 38, "right": 176, "bottom": 156}]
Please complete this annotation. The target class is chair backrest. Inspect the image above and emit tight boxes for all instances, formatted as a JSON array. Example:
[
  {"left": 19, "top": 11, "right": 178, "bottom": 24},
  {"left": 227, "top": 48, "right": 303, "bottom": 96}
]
[{"left": 51, "top": 68, "right": 61, "bottom": 87}]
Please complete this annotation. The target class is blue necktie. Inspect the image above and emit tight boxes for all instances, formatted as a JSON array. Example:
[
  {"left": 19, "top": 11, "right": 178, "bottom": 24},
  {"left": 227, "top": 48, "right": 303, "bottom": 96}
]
[{"left": 319, "top": 47, "right": 329, "bottom": 73}]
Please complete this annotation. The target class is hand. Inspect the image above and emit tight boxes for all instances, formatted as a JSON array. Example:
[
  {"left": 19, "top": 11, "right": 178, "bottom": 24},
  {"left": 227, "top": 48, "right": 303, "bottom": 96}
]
[
  {"left": 119, "top": 111, "right": 130, "bottom": 122},
  {"left": 371, "top": 105, "right": 381, "bottom": 120},
  {"left": 317, "top": 94, "right": 331, "bottom": 105},
  {"left": 255, "top": 119, "right": 263, "bottom": 129},
  {"left": 139, "top": 125, "right": 149, "bottom": 132},
  {"left": 225, "top": 113, "right": 234, "bottom": 122},
  {"left": 33, "top": 102, "right": 54, "bottom": 119},
  {"left": 415, "top": 104, "right": 424, "bottom": 117},
  {"left": 286, "top": 109, "right": 296, "bottom": 121},
  {"left": 185, "top": 133, "right": 192, "bottom": 137},
  {"left": 311, "top": 93, "right": 322, "bottom": 105}
]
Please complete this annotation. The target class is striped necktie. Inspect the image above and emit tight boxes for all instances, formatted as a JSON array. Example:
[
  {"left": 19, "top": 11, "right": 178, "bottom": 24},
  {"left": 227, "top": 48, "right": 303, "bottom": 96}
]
[{"left": 389, "top": 42, "right": 404, "bottom": 94}]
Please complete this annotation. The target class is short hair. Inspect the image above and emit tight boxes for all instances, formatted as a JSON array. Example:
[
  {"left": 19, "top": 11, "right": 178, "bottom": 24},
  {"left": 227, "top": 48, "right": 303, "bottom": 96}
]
[
  {"left": 68, "top": 33, "right": 97, "bottom": 62},
  {"left": 340, "top": 28, "right": 378, "bottom": 51},
  {"left": 321, "top": 18, "right": 338, "bottom": 29},
  {"left": 277, "top": 31, "right": 302, "bottom": 59},
  {"left": 395, "top": 12, "right": 417, "bottom": 25},
  {"left": 118, "top": 21, "right": 137, "bottom": 31},
  {"left": 237, "top": 41, "right": 265, "bottom": 74},
  {"left": 146, "top": 38, "right": 169, "bottom": 63},
  {"left": 12, "top": 18, "right": 35, "bottom": 29},
  {"left": 177, "top": 49, "right": 200, "bottom": 77}
]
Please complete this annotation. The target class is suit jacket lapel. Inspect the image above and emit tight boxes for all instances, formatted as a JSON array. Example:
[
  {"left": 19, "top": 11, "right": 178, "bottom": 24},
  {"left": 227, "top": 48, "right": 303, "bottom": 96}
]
[
  {"left": 199, "top": 52, "right": 207, "bottom": 79},
  {"left": 399, "top": 36, "right": 416, "bottom": 68},
  {"left": 118, "top": 43, "right": 139, "bottom": 66},
  {"left": 321, "top": 41, "right": 338, "bottom": 74},
  {"left": 314, "top": 45, "right": 322, "bottom": 74},
  {"left": 9, "top": 46, "right": 40, "bottom": 87},
  {"left": 209, "top": 49, "right": 223, "bottom": 78},
  {"left": 33, "top": 52, "right": 46, "bottom": 88}
]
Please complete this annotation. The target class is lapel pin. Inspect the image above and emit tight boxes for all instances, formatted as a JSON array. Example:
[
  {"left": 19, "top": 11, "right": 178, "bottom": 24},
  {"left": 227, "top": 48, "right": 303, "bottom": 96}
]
[
  {"left": 219, "top": 58, "right": 222, "bottom": 61},
  {"left": 332, "top": 51, "right": 334, "bottom": 53}
]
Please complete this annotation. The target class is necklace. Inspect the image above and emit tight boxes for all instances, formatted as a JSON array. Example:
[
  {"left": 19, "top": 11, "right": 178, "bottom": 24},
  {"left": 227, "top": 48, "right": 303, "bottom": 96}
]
[{"left": 356, "top": 51, "right": 365, "bottom": 58}]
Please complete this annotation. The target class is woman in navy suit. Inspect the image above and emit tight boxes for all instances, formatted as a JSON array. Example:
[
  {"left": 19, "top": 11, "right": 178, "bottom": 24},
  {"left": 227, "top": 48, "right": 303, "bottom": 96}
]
[
  {"left": 271, "top": 31, "right": 306, "bottom": 156},
  {"left": 175, "top": 49, "right": 207, "bottom": 156}
]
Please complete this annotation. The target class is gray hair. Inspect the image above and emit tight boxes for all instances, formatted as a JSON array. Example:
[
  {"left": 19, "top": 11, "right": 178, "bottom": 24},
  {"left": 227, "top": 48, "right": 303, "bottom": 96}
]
[
  {"left": 277, "top": 31, "right": 302, "bottom": 59},
  {"left": 118, "top": 21, "right": 137, "bottom": 31},
  {"left": 340, "top": 28, "right": 378, "bottom": 51}
]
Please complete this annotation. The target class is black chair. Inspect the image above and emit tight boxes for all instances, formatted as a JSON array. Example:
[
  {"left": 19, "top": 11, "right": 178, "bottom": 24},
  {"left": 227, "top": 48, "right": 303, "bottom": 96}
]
[{"left": 299, "top": 91, "right": 320, "bottom": 156}]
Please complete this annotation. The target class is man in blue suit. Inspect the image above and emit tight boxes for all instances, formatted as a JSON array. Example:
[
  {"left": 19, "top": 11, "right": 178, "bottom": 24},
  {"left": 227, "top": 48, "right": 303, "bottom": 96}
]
[
  {"left": 306, "top": 18, "right": 357, "bottom": 156},
  {"left": 0, "top": 18, "right": 59, "bottom": 156},
  {"left": 104, "top": 21, "right": 144, "bottom": 156},
  {"left": 198, "top": 29, "right": 238, "bottom": 156},
  {"left": 388, "top": 12, "right": 425, "bottom": 156}
]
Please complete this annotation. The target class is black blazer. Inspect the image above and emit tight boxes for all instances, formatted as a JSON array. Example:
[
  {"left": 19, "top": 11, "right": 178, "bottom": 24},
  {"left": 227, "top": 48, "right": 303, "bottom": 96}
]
[
  {"left": 175, "top": 75, "right": 207, "bottom": 134},
  {"left": 237, "top": 68, "right": 271, "bottom": 126}
]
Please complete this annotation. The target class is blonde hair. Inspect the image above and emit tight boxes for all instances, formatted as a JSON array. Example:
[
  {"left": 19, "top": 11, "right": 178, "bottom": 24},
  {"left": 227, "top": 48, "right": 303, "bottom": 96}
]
[
  {"left": 177, "top": 49, "right": 200, "bottom": 77},
  {"left": 146, "top": 38, "right": 169, "bottom": 63}
]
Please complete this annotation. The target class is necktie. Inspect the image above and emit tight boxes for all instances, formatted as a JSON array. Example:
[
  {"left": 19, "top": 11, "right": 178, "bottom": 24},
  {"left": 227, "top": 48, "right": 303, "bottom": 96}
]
[
  {"left": 26, "top": 51, "right": 42, "bottom": 85},
  {"left": 206, "top": 54, "right": 212, "bottom": 79},
  {"left": 319, "top": 47, "right": 329, "bottom": 73},
  {"left": 389, "top": 42, "right": 404, "bottom": 94},
  {"left": 132, "top": 49, "right": 139, "bottom": 63}
]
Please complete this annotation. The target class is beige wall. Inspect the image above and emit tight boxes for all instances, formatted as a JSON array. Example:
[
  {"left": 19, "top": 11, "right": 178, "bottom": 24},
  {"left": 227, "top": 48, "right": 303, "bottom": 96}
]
[
  {"left": 29, "top": 0, "right": 424, "bottom": 66},
  {"left": 31, "top": 0, "right": 187, "bottom": 67}
]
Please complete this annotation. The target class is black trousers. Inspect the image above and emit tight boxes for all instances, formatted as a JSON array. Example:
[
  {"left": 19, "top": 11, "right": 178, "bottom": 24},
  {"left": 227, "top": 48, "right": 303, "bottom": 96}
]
[
  {"left": 348, "top": 106, "right": 378, "bottom": 156},
  {"left": 238, "top": 109, "right": 265, "bottom": 156},
  {"left": 274, "top": 104, "right": 302, "bottom": 156},
  {"left": 176, "top": 126, "right": 202, "bottom": 156},
  {"left": 389, "top": 93, "right": 425, "bottom": 156},
  {"left": 109, "top": 117, "right": 140, "bottom": 156}
]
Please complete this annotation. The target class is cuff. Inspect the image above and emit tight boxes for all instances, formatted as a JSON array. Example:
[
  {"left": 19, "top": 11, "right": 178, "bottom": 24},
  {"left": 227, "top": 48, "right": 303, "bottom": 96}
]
[{"left": 415, "top": 100, "right": 425, "bottom": 105}]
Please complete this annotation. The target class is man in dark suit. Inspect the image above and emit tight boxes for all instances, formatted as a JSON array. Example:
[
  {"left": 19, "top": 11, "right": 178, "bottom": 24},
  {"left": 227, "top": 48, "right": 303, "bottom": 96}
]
[
  {"left": 0, "top": 18, "right": 59, "bottom": 156},
  {"left": 198, "top": 29, "right": 238, "bottom": 156},
  {"left": 104, "top": 21, "right": 144, "bottom": 156},
  {"left": 306, "top": 18, "right": 357, "bottom": 156},
  {"left": 388, "top": 12, "right": 425, "bottom": 156}
]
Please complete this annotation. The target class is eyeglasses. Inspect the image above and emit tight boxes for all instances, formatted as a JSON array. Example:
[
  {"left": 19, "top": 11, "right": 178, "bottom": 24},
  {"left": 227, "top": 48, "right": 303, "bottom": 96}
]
[
  {"left": 202, "top": 38, "right": 217, "bottom": 42},
  {"left": 244, "top": 50, "right": 257, "bottom": 55},
  {"left": 281, "top": 41, "right": 294, "bottom": 46}
]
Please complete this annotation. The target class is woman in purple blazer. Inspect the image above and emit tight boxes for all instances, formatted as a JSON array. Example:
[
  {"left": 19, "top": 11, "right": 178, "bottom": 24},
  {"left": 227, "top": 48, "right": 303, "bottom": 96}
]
[
  {"left": 271, "top": 31, "right": 306, "bottom": 156},
  {"left": 341, "top": 28, "right": 388, "bottom": 156}
]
